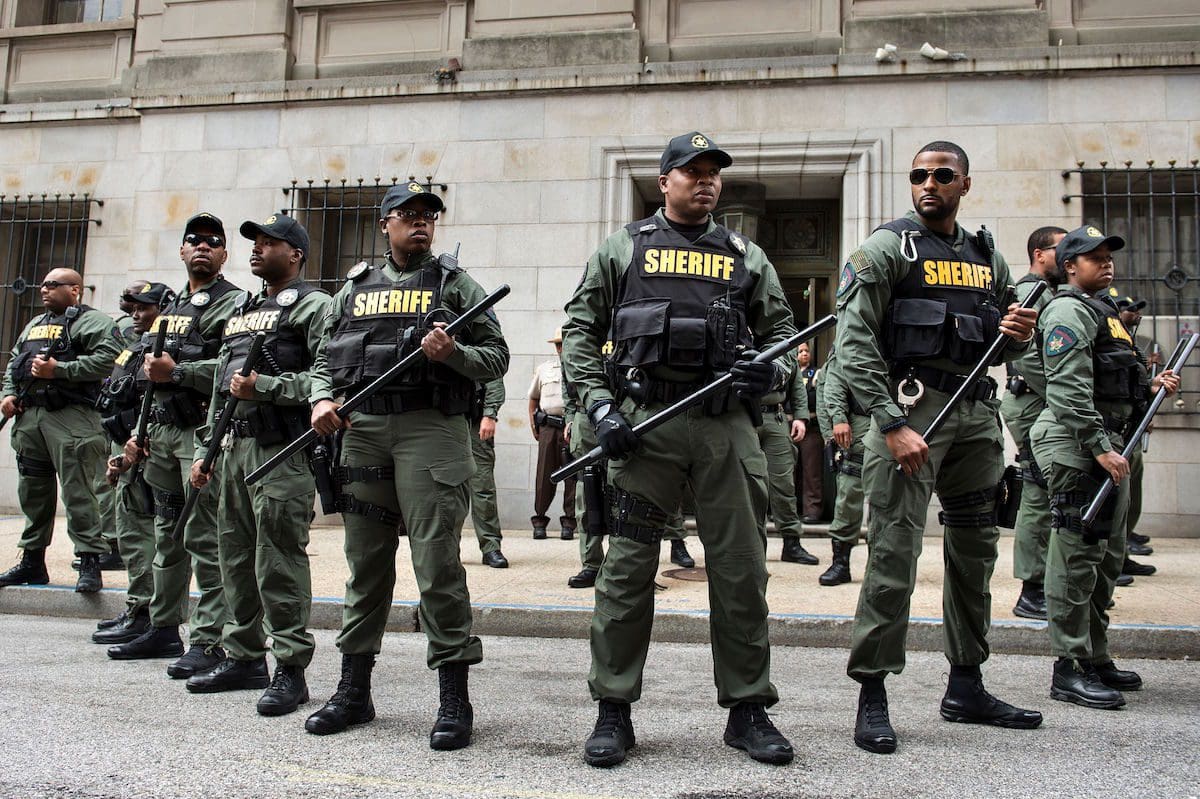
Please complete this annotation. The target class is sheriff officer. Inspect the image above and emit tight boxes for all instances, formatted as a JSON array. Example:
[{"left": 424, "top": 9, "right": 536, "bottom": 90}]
[
  {"left": 185, "top": 214, "right": 330, "bottom": 717},
  {"left": 0, "top": 268, "right": 122, "bottom": 593},
  {"left": 307, "top": 182, "right": 509, "bottom": 749},
  {"left": 835, "top": 141, "right": 1043, "bottom": 754},
  {"left": 92, "top": 281, "right": 175, "bottom": 645},
  {"left": 562, "top": 131, "right": 797, "bottom": 768},
  {"left": 109, "top": 213, "right": 242, "bottom": 683},
  {"left": 1030, "top": 225, "right": 1178, "bottom": 709}
]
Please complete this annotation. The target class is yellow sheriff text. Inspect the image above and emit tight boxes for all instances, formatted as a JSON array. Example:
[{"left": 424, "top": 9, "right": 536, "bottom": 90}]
[
  {"left": 225, "top": 310, "right": 282, "bottom": 336},
  {"left": 921, "top": 260, "right": 994, "bottom": 290},
  {"left": 352, "top": 289, "right": 434, "bottom": 317},
  {"left": 642, "top": 248, "right": 734, "bottom": 282},
  {"left": 27, "top": 324, "right": 63, "bottom": 342},
  {"left": 1106, "top": 317, "right": 1133, "bottom": 345},
  {"left": 115, "top": 349, "right": 134, "bottom": 366},
  {"left": 150, "top": 315, "right": 195, "bottom": 336}
]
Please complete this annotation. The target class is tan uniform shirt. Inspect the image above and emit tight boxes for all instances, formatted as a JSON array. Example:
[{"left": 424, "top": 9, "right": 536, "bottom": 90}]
[{"left": 528, "top": 359, "right": 565, "bottom": 416}]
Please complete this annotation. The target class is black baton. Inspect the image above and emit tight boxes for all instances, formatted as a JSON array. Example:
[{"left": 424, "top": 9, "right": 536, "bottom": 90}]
[{"left": 551, "top": 314, "right": 838, "bottom": 484}]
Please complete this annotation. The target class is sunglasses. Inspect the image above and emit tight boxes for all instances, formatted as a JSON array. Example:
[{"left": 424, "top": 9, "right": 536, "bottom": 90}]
[
  {"left": 387, "top": 209, "right": 439, "bottom": 222},
  {"left": 908, "top": 168, "right": 963, "bottom": 186},
  {"left": 183, "top": 233, "right": 226, "bottom": 248},
  {"left": 40, "top": 280, "right": 79, "bottom": 289}
]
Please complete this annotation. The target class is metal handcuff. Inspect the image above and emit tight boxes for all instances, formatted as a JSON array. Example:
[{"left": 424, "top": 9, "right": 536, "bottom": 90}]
[{"left": 896, "top": 375, "right": 925, "bottom": 415}]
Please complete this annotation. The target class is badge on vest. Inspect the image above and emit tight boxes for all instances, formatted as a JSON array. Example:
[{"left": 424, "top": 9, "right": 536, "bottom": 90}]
[
  {"left": 277, "top": 288, "right": 299, "bottom": 307},
  {"left": 347, "top": 262, "right": 370, "bottom": 281},
  {"left": 190, "top": 292, "right": 210, "bottom": 307},
  {"left": 1044, "top": 325, "right": 1078, "bottom": 357},
  {"left": 729, "top": 234, "right": 746, "bottom": 255}
]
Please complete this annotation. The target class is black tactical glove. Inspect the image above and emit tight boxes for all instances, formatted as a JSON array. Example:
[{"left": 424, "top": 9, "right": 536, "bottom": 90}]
[
  {"left": 730, "top": 350, "right": 778, "bottom": 399},
  {"left": 590, "top": 402, "right": 638, "bottom": 460}
]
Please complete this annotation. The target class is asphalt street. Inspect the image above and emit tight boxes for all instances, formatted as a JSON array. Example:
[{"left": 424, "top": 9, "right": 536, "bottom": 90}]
[{"left": 0, "top": 615, "right": 1196, "bottom": 799}]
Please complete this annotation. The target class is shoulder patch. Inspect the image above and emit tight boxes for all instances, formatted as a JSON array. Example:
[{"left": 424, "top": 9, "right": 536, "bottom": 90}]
[
  {"left": 836, "top": 262, "right": 856, "bottom": 297},
  {"left": 347, "top": 262, "right": 370, "bottom": 281},
  {"left": 1044, "top": 325, "right": 1078, "bottom": 358}
]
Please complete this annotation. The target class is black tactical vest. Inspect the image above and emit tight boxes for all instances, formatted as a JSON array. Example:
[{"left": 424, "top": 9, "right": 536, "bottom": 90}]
[
  {"left": 217, "top": 281, "right": 323, "bottom": 394},
  {"left": 10, "top": 305, "right": 102, "bottom": 401},
  {"left": 612, "top": 215, "right": 754, "bottom": 378},
  {"left": 879, "top": 219, "right": 1002, "bottom": 368},
  {"left": 96, "top": 338, "right": 149, "bottom": 420},
  {"left": 139, "top": 278, "right": 239, "bottom": 395},
  {"left": 1046, "top": 292, "right": 1149, "bottom": 404},
  {"left": 325, "top": 259, "right": 474, "bottom": 414}
]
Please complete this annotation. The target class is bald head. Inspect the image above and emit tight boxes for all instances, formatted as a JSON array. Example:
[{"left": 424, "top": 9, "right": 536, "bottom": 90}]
[{"left": 40, "top": 267, "right": 83, "bottom": 314}]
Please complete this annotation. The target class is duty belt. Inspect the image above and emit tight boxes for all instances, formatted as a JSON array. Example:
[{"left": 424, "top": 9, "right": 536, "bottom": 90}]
[
  {"left": 642, "top": 377, "right": 706, "bottom": 404},
  {"left": 894, "top": 365, "right": 997, "bottom": 402},
  {"left": 1099, "top": 411, "right": 1131, "bottom": 435},
  {"left": 760, "top": 402, "right": 784, "bottom": 415},
  {"left": 539, "top": 414, "right": 566, "bottom": 429},
  {"left": 354, "top": 391, "right": 436, "bottom": 415}
]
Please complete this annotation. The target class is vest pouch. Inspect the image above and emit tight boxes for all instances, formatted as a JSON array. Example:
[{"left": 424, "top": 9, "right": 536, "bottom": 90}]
[
  {"left": 162, "top": 391, "right": 206, "bottom": 428},
  {"left": 102, "top": 409, "right": 136, "bottom": 444},
  {"left": 947, "top": 313, "right": 986, "bottom": 365},
  {"left": 612, "top": 297, "right": 670, "bottom": 369},
  {"left": 887, "top": 298, "right": 947, "bottom": 360},
  {"left": 326, "top": 328, "right": 369, "bottom": 390},
  {"left": 31, "top": 385, "right": 69, "bottom": 411},
  {"left": 9, "top": 351, "right": 34, "bottom": 383},
  {"left": 705, "top": 302, "right": 745, "bottom": 371},
  {"left": 364, "top": 340, "right": 401, "bottom": 383},
  {"left": 1094, "top": 350, "right": 1137, "bottom": 400},
  {"left": 667, "top": 318, "right": 707, "bottom": 368}
]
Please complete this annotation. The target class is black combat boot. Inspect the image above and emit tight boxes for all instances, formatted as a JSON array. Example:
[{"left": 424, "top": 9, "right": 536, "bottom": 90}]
[
  {"left": 723, "top": 702, "right": 794, "bottom": 765},
  {"left": 257, "top": 664, "right": 310, "bottom": 716},
  {"left": 92, "top": 608, "right": 151, "bottom": 645},
  {"left": 1012, "top": 581, "right": 1047, "bottom": 620},
  {"left": 107, "top": 625, "right": 185, "bottom": 660},
  {"left": 818, "top": 540, "right": 852, "bottom": 585},
  {"left": 186, "top": 656, "right": 270, "bottom": 693},
  {"left": 96, "top": 610, "right": 128, "bottom": 631},
  {"left": 669, "top": 539, "right": 696, "bottom": 568},
  {"left": 1122, "top": 557, "right": 1156, "bottom": 576},
  {"left": 781, "top": 536, "right": 818, "bottom": 565},
  {"left": 854, "top": 678, "right": 897, "bottom": 754},
  {"left": 168, "top": 644, "right": 226, "bottom": 679},
  {"left": 430, "top": 663, "right": 474, "bottom": 750},
  {"left": 1126, "top": 540, "right": 1153, "bottom": 557},
  {"left": 0, "top": 548, "right": 49, "bottom": 587},
  {"left": 584, "top": 700, "right": 635, "bottom": 768},
  {"left": 939, "top": 664, "right": 1043, "bottom": 728},
  {"left": 1090, "top": 660, "right": 1142, "bottom": 692},
  {"left": 1051, "top": 657, "right": 1125, "bottom": 709},
  {"left": 568, "top": 567, "right": 598, "bottom": 589},
  {"left": 305, "top": 654, "right": 376, "bottom": 735},
  {"left": 75, "top": 553, "right": 102, "bottom": 593}
]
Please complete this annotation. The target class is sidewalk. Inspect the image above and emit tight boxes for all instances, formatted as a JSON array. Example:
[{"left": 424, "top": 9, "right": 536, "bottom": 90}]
[{"left": 1, "top": 515, "right": 1197, "bottom": 659}]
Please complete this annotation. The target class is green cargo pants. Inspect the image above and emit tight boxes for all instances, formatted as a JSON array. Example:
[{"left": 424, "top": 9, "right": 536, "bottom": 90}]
[
  {"left": 1000, "top": 390, "right": 1051, "bottom": 584},
  {"left": 468, "top": 418, "right": 502, "bottom": 556},
  {"left": 1125, "top": 445, "right": 1143, "bottom": 537},
  {"left": 756, "top": 406, "right": 803, "bottom": 539},
  {"left": 592, "top": 400, "right": 776, "bottom": 708},
  {"left": 214, "top": 434, "right": 316, "bottom": 666},
  {"left": 96, "top": 469, "right": 118, "bottom": 548},
  {"left": 1030, "top": 424, "right": 1129, "bottom": 663},
  {"left": 114, "top": 452, "right": 157, "bottom": 615},
  {"left": 142, "top": 421, "right": 227, "bottom": 646},
  {"left": 335, "top": 409, "right": 482, "bottom": 668},
  {"left": 11, "top": 405, "right": 107, "bottom": 555},
  {"left": 828, "top": 413, "right": 871, "bottom": 544},
  {"left": 847, "top": 388, "right": 1003, "bottom": 681}
]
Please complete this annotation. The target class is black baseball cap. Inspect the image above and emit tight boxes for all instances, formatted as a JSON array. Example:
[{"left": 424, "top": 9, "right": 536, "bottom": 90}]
[
  {"left": 1106, "top": 287, "right": 1147, "bottom": 312},
  {"left": 183, "top": 212, "right": 226, "bottom": 241},
  {"left": 1056, "top": 225, "right": 1125, "bottom": 269},
  {"left": 122, "top": 281, "right": 173, "bottom": 306},
  {"left": 239, "top": 212, "right": 310, "bottom": 258},
  {"left": 660, "top": 131, "right": 733, "bottom": 175},
  {"left": 381, "top": 181, "right": 445, "bottom": 217}
]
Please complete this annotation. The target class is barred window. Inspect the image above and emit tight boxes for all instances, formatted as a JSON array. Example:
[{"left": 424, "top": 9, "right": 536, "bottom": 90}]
[
  {"left": 1065, "top": 161, "right": 1200, "bottom": 411},
  {"left": 0, "top": 193, "right": 99, "bottom": 372},
  {"left": 281, "top": 177, "right": 448, "bottom": 294}
]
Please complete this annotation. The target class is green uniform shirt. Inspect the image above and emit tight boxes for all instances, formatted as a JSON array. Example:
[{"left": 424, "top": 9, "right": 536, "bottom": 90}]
[
  {"left": 115, "top": 313, "right": 138, "bottom": 345},
  {"left": 194, "top": 283, "right": 332, "bottom": 459},
  {"left": 309, "top": 252, "right": 510, "bottom": 404},
  {"left": 480, "top": 376, "right": 505, "bottom": 419},
  {"left": 816, "top": 352, "right": 855, "bottom": 437},
  {"left": 561, "top": 208, "right": 796, "bottom": 414},
  {"left": 1006, "top": 277, "right": 1055, "bottom": 399},
  {"left": 833, "top": 210, "right": 1028, "bottom": 430},
  {"left": 3, "top": 306, "right": 123, "bottom": 397},
  {"left": 1038, "top": 285, "right": 1134, "bottom": 459}
]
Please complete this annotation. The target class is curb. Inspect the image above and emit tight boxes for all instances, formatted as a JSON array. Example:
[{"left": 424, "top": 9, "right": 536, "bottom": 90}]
[{"left": 3, "top": 585, "right": 1197, "bottom": 660}]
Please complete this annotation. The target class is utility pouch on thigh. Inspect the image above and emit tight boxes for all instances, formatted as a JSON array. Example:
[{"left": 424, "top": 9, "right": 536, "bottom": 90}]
[
  {"left": 133, "top": 469, "right": 155, "bottom": 516},
  {"left": 994, "top": 465, "right": 1022, "bottom": 529},
  {"left": 582, "top": 462, "right": 608, "bottom": 538},
  {"left": 608, "top": 486, "right": 669, "bottom": 544}
]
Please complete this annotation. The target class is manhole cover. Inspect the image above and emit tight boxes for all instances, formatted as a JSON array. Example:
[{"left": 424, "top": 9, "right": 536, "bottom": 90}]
[{"left": 661, "top": 567, "right": 708, "bottom": 582}]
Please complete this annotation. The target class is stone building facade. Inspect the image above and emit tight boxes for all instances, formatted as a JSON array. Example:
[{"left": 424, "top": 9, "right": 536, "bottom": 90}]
[{"left": 0, "top": 0, "right": 1198, "bottom": 533}]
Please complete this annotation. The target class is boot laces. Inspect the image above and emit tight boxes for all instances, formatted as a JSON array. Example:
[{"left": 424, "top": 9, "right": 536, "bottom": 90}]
[
  {"left": 594, "top": 702, "right": 625, "bottom": 736},
  {"left": 269, "top": 666, "right": 295, "bottom": 693},
  {"left": 739, "top": 702, "right": 775, "bottom": 732},
  {"left": 863, "top": 692, "right": 890, "bottom": 728},
  {"left": 438, "top": 668, "right": 466, "bottom": 719}
]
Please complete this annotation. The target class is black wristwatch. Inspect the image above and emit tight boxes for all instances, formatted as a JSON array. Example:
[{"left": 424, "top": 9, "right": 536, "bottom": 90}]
[{"left": 169, "top": 365, "right": 185, "bottom": 385}]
